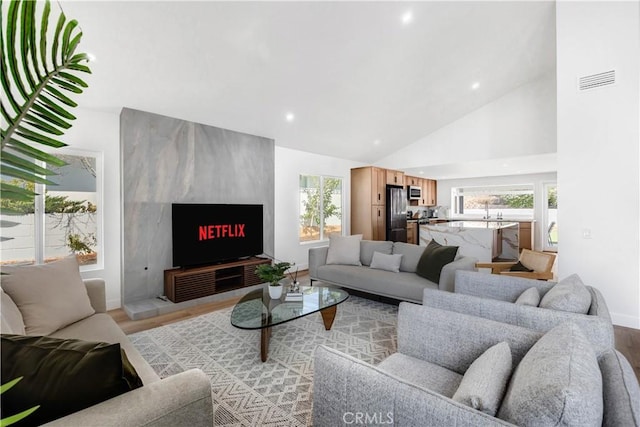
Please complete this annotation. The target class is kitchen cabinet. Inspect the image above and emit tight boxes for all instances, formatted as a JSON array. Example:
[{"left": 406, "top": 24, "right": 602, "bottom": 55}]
[
  {"left": 351, "top": 167, "right": 387, "bottom": 240},
  {"left": 386, "top": 169, "right": 404, "bottom": 186},
  {"left": 518, "top": 221, "right": 535, "bottom": 251},
  {"left": 406, "top": 176, "right": 420, "bottom": 186},
  {"left": 422, "top": 179, "right": 437, "bottom": 206},
  {"left": 406, "top": 221, "right": 418, "bottom": 244},
  {"left": 421, "top": 178, "right": 429, "bottom": 206}
]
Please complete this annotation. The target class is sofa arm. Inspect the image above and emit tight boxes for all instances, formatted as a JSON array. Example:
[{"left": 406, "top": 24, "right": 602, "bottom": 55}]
[
  {"left": 313, "top": 345, "right": 514, "bottom": 427},
  {"left": 422, "top": 288, "right": 614, "bottom": 355},
  {"left": 44, "top": 369, "right": 212, "bottom": 427},
  {"left": 309, "top": 246, "right": 329, "bottom": 279},
  {"left": 83, "top": 278, "right": 107, "bottom": 313},
  {"left": 396, "top": 302, "right": 541, "bottom": 374},
  {"left": 454, "top": 270, "right": 555, "bottom": 302},
  {"left": 438, "top": 256, "right": 478, "bottom": 292}
]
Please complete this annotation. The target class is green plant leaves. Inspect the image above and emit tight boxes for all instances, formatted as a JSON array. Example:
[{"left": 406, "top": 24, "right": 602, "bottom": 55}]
[
  {"left": 1, "top": 0, "right": 91, "bottom": 205},
  {"left": 0, "top": 377, "right": 40, "bottom": 427}
]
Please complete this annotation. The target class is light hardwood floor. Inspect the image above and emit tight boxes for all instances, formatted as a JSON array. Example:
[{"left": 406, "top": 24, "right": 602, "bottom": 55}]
[{"left": 109, "top": 273, "right": 640, "bottom": 382}]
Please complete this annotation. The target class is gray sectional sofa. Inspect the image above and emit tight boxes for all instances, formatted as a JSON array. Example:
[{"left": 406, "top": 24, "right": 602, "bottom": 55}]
[
  {"left": 423, "top": 270, "right": 615, "bottom": 354},
  {"left": 309, "top": 240, "right": 477, "bottom": 302},
  {"left": 313, "top": 302, "right": 640, "bottom": 426}
]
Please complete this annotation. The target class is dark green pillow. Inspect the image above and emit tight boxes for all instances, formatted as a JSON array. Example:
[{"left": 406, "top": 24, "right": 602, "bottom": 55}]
[
  {"left": 1, "top": 334, "right": 143, "bottom": 426},
  {"left": 416, "top": 240, "right": 459, "bottom": 283},
  {"left": 510, "top": 261, "right": 534, "bottom": 272}
]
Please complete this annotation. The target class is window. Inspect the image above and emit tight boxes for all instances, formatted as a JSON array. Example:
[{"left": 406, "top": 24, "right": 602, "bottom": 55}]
[
  {"left": 299, "top": 175, "right": 343, "bottom": 242},
  {"left": 543, "top": 183, "right": 558, "bottom": 251},
  {"left": 1, "top": 151, "right": 102, "bottom": 270},
  {"left": 451, "top": 184, "right": 535, "bottom": 218}
]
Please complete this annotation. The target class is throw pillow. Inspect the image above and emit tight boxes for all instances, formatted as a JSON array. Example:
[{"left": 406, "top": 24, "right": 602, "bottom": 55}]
[
  {"left": 360, "top": 241, "right": 394, "bottom": 266},
  {"left": 509, "top": 261, "right": 533, "bottom": 272},
  {"left": 452, "top": 341, "right": 512, "bottom": 416},
  {"left": 326, "top": 234, "right": 363, "bottom": 266},
  {"left": 369, "top": 252, "right": 403, "bottom": 273},
  {"left": 0, "top": 289, "right": 26, "bottom": 335},
  {"left": 415, "top": 240, "right": 459, "bottom": 284},
  {"left": 539, "top": 274, "right": 592, "bottom": 314},
  {"left": 391, "top": 242, "right": 426, "bottom": 273},
  {"left": 1, "top": 334, "right": 143, "bottom": 426},
  {"left": 514, "top": 287, "right": 540, "bottom": 306},
  {"left": 0, "top": 256, "right": 95, "bottom": 335},
  {"left": 497, "top": 323, "right": 603, "bottom": 427}
]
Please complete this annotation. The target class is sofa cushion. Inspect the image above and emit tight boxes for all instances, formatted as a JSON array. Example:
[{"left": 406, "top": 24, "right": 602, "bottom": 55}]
[
  {"left": 392, "top": 242, "right": 426, "bottom": 273},
  {"left": 369, "top": 252, "right": 403, "bottom": 273},
  {"left": 415, "top": 240, "right": 459, "bottom": 284},
  {"left": 452, "top": 341, "right": 512, "bottom": 416},
  {"left": 360, "top": 241, "right": 394, "bottom": 266},
  {"left": 539, "top": 274, "right": 591, "bottom": 314},
  {"left": 1, "top": 334, "right": 143, "bottom": 426},
  {"left": 0, "top": 289, "right": 25, "bottom": 335},
  {"left": 599, "top": 350, "right": 640, "bottom": 427},
  {"left": 0, "top": 256, "right": 95, "bottom": 335},
  {"left": 316, "top": 265, "right": 437, "bottom": 302},
  {"left": 514, "top": 287, "right": 540, "bottom": 306},
  {"left": 498, "top": 322, "right": 603, "bottom": 426},
  {"left": 378, "top": 353, "right": 463, "bottom": 398},
  {"left": 326, "top": 234, "right": 362, "bottom": 266}
]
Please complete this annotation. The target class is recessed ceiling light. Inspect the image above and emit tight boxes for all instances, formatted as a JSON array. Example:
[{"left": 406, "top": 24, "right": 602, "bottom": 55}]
[
  {"left": 419, "top": 171, "right": 424, "bottom": 175},
  {"left": 471, "top": 82, "right": 480, "bottom": 90},
  {"left": 401, "top": 10, "right": 413, "bottom": 25},
  {"left": 285, "top": 113, "right": 295, "bottom": 122},
  {"left": 373, "top": 139, "right": 381, "bottom": 146}
]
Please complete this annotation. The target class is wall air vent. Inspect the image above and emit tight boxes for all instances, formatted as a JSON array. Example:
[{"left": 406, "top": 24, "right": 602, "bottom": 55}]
[{"left": 578, "top": 70, "right": 616, "bottom": 91}]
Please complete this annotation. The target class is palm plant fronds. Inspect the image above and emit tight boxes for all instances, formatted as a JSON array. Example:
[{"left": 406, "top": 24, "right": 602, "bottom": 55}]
[{"left": 1, "top": 0, "right": 91, "bottom": 205}]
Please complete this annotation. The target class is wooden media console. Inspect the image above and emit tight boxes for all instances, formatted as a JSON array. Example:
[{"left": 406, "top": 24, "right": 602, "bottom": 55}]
[{"left": 164, "top": 256, "right": 271, "bottom": 303}]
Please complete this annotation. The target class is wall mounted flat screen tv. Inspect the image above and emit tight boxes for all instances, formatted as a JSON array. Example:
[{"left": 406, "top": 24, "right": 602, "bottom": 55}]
[{"left": 171, "top": 203, "right": 263, "bottom": 267}]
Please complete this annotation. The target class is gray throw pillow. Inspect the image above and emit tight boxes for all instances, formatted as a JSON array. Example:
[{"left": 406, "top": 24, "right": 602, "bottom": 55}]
[
  {"left": 326, "top": 234, "right": 362, "bottom": 266},
  {"left": 391, "top": 242, "right": 425, "bottom": 273},
  {"left": 415, "top": 240, "right": 458, "bottom": 283},
  {"left": 360, "top": 241, "right": 394, "bottom": 266},
  {"left": 452, "top": 341, "right": 512, "bottom": 416},
  {"left": 1, "top": 256, "right": 95, "bottom": 335},
  {"left": 539, "top": 274, "right": 591, "bottom": 314},
  {"left": 498, "top": 322, "right": 603, "bottom": 427},
  {"left": 514, "top": 287, "right": 540, "bottom": 306},
  {"left": 369, "top": 252, "right": 403, "bottom": 273}
]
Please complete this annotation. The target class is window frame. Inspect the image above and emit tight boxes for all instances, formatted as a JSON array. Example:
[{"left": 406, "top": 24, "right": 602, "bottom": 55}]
[
  {"left": 451, "top": 183, "right": 536, "bottom": 219},
  {"left": 298, "top": 174, "right": 345, "bottom": 244}
]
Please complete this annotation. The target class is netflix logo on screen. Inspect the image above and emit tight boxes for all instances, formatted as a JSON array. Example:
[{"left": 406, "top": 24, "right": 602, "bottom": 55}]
[
  {"left": 172, "top": 204, "right": 263, "bottom": 267},
  {"left": 198, "top": 224, "right": 246, "bottom": 240}
]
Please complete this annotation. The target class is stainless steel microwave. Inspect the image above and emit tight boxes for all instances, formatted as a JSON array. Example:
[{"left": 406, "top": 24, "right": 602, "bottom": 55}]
[{"left": 407, "top": 185, "right": 422, "bottom": 200}]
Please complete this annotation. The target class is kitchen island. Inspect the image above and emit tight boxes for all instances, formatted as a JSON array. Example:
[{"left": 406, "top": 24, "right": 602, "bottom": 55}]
[{"left": 419, "top": 221, "right": 519, "bottom": 263}]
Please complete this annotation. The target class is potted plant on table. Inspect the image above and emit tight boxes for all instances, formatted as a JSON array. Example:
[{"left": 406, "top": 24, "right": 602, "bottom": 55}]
[{"left": 255, "top": 261, "right": 292, "bottom": 299}]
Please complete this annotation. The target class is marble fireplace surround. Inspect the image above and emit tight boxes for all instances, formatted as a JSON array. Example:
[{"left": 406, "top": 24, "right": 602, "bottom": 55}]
[{"left": 121, "top": 108, "right": 274, "bottom": 318}]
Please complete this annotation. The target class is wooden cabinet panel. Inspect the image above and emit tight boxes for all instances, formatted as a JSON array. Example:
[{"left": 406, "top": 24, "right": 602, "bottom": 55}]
[
  {"left": 406, "top": 176, "right": 420, "bottom": 186},
  {"left": 372, "top": 205, "right": 386, "bottom": 240},
  {"left": 428, "top": 180, "right": 437, "bottom": 206},
  {"left": 406, "top": 222, "right": 417, "bottom": 244},
  {"left": 421, "top": 178, "right": 429, "bottom": 206},
  {"left": 386, "top": 169, "right": 404, "bottom": 186},
  {"left": 518, "top": 221, "right": 535, "bottom": 251},
  {"left": 373, "top": 167, "right": 386, "bottom": 206}
]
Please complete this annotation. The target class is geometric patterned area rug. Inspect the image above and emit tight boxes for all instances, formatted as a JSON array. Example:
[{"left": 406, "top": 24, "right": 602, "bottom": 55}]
[{"left": 128, "top": 295, "right": 398, "bottom": 426}]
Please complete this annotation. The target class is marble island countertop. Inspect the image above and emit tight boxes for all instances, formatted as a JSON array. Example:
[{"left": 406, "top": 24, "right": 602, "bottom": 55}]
[{"left": 431, "top": 221, "right": 518, "bottom": 229}]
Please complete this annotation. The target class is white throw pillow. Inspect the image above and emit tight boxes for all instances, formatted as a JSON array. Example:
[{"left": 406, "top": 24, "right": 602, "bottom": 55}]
[
  {"left": 514, "top": 287, "right": 540, "bottom": 306},
  {"left": 369, "top": 252, "right": 403, "bottom": 273},
  {"left": 1, "top": 256, "right": 95, "bottom": 335},
  {"left": 539, "top": 274, "right": 591, "bottom": 314},
  {"left": 452, "top": 341, "right": 513, "bottom": 416},
  {"left": 326, "top": 234, "right": 363, "bottom": 266}
]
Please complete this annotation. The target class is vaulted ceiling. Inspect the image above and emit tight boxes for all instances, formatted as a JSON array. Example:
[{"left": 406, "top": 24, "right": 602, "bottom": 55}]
[{"left": 61, "top": 1, "right": 556, "bottom": 168}]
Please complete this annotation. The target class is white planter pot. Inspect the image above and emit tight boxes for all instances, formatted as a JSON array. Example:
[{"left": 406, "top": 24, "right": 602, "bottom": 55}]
[{"left": 268, "top": 284, "right": 283, "bottom": 299}]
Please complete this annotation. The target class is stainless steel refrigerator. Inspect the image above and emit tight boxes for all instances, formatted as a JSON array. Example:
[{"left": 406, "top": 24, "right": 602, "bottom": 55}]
[{"left": 386, "top": 185, "right": 407, "bottom": 242}]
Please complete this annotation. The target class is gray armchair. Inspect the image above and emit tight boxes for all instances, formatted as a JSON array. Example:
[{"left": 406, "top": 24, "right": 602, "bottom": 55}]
[
  {"left": 312, "top": 303, "right": 639, "bottom": 427},
  {"left": 422, "top": 270, "right": 614, "bottom": 354}
]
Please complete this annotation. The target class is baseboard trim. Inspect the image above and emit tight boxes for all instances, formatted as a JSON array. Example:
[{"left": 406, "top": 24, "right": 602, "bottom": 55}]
[{"left": 611, "top": 312, "right": 640, "bottom": 329}]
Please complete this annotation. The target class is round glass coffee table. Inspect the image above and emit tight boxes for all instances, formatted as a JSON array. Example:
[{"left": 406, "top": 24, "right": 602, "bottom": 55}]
[{"left": 230, "top": 285, "right": 349, "bottom": 362}]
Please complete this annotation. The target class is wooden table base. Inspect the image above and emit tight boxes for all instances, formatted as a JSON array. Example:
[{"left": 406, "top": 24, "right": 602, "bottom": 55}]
[{"left": 259, "top": 305, "right": 338, "bottom": 362}]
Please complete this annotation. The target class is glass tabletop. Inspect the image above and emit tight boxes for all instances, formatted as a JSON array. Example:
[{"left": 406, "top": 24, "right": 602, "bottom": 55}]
[{"left": 230, "top": 285, "right": 349, "bottom": 329}]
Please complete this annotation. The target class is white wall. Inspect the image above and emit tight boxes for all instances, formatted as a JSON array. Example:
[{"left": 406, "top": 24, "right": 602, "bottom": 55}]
[
  {"left": 377, "top": 72, "right": 557, "bottom": 170},
  {"left": 556, "top": 2, "right": 640, "bottom": 328},
  {"left": 274, "top": 146, "right": 364, "bottom": 271},
  {"left": 62, "top": 108, "right": 122, "bottom": 310},
  {"left": 436, "top": 172, "right": 557, "bottom": 251}
]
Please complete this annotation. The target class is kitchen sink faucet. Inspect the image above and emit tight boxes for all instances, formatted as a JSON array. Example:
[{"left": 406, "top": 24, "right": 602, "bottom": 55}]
[{"left": 483, "top": 201, "right": 491, "bottom": 219}]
